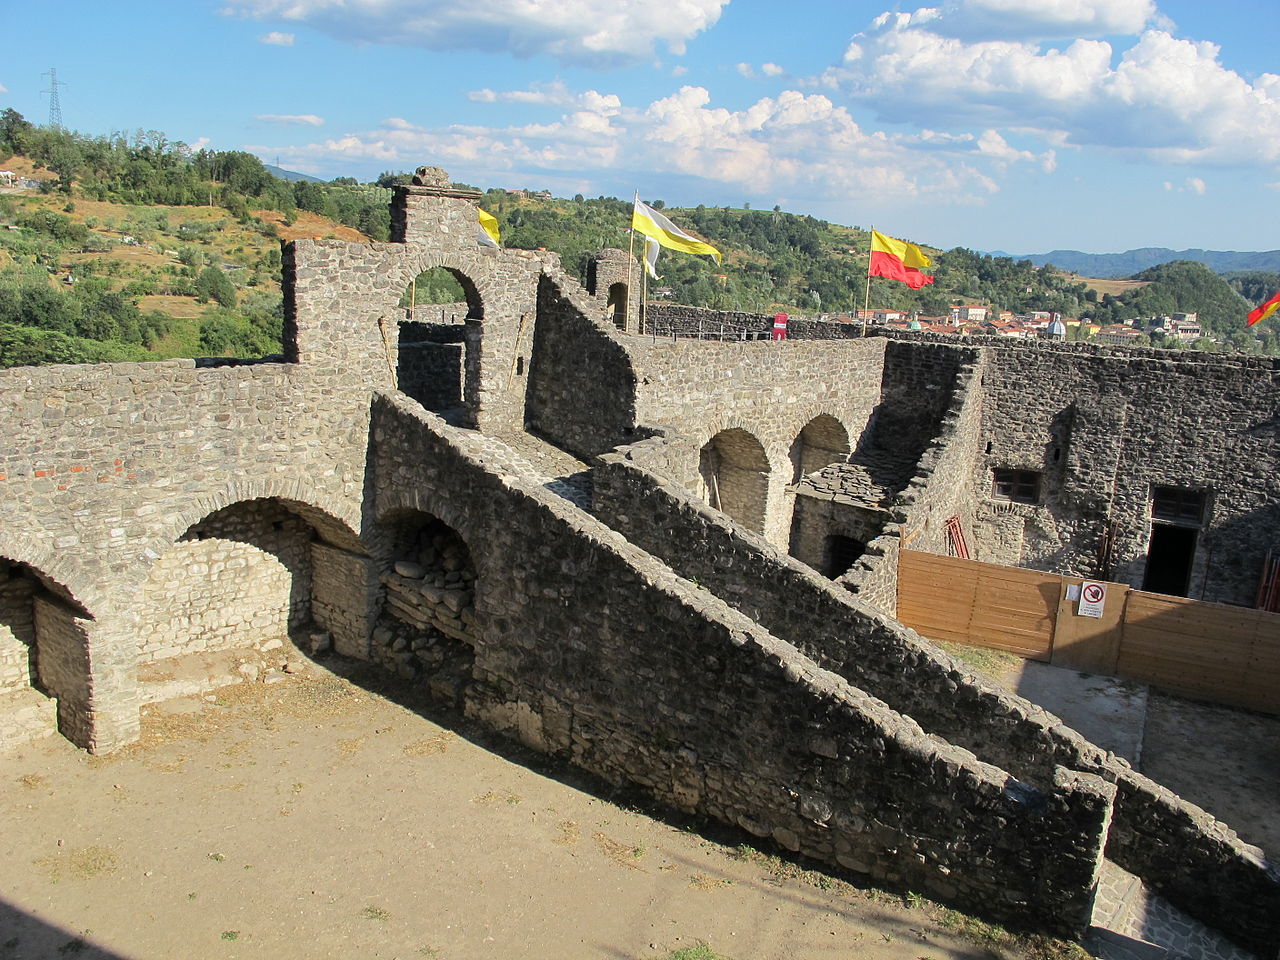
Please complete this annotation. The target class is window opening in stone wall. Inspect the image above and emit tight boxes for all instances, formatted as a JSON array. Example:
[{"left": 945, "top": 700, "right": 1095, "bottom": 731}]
[
  {"left": 824, "top": 535, "right": 865, "bottom": 579},
  {"left": 399, "top": 267, "right": 471, "bottom": 321},
  {"left": 991, "top": 469, "right": 1040, "bottom": 504},
  {"left": 376, "top": 512, "right": 478, "bottom": 704},
  {"left": 1151, "top": 486, "right": 1205, "bottom": 525}
]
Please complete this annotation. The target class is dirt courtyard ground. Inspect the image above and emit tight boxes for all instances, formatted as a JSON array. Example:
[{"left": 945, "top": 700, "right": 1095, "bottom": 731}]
[{"left": 0, "top": 660, "right": 1080, "bottom": 960}]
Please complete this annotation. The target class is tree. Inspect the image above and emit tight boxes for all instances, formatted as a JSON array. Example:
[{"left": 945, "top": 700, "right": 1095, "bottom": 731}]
[{"left": 195, "top": 265, "right": 237, "bottom": 308}]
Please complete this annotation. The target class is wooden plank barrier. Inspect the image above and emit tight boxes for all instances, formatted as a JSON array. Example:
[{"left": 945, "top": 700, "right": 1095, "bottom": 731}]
[
  {"left": 1118, "top": 591, "right": 1280, "bottom": 714},
  {"left": 897, "top": 551, "right": 1055, "bottom": 660},
  {"left": 897, "top": 550, "right": 1280, "bottom": 714}
]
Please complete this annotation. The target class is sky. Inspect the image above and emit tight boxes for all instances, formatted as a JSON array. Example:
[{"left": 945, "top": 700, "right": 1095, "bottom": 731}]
[{"left": 1, "top": 0, "right": 1277, "bottom": 254}]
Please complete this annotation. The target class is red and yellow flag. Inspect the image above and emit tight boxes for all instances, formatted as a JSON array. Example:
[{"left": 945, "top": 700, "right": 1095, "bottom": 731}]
[
  {"left": 1247, "top": 290, "right": 1280, "bottom": 326},
  {"left": 870, "top": 230, "right": 934, "bottom": 289}
]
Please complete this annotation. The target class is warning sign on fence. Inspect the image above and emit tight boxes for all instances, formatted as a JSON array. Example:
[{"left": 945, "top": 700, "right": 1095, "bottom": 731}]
[{"left": 1078, "top": 581, "right": 1107, "bottom": 618}]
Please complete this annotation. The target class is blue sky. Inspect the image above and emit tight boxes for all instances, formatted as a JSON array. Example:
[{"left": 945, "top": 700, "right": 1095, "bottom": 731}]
[{"left": 1, "top": 0, "right": 1277, "bottom": 254}]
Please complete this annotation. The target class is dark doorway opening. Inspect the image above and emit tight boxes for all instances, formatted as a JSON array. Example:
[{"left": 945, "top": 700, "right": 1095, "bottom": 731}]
[
  {"left": 824, "top": 534, "right": 866, "bottom": 580},
  {"left": 1143, "top": 523, "right": 1197, "bottom": 596}
]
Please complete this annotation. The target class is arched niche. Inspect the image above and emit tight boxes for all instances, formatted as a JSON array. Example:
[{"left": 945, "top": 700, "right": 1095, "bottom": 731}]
[
  {"left": 607, "top": 282, "right": 629, "bottom": 331},
  {"left": 789, "top": 414, "right": 851, "bottom": 483},
  {"left": 373, "top": 509, "right": 479, "bottom": 702},
  {"left": 132, "top": 497, "right": 370, "bottom": 701},
  {"left": 0, "top": 554, "right": 93, "bottom": 747},
  {"left": 698, "top": 428, "right": 771, "bottom": 535}
]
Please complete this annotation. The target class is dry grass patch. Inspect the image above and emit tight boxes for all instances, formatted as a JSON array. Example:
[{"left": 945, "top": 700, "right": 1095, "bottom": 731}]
[
  {"left": 402, "top": 731, "right": 454, "bottom": 756},
  {"left": 593, "top": 831, "right": 646, "bottom": 870},
  {"left": 33, "top": 844, "right": 120, "bottom": 882}
]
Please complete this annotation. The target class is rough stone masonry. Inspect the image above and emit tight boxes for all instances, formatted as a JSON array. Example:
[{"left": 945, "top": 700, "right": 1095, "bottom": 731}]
[{"left": 1, "top": 165, "right": 1276, "bottom": 955}]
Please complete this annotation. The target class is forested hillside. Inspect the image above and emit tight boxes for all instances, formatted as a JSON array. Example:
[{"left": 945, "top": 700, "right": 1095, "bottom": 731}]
[{"left": 3, "top": 108, "right": 1278, "bottom": 366}]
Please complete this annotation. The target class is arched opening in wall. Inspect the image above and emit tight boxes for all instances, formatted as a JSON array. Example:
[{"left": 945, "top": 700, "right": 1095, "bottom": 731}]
[
  {"left": 396, "top": 266, "right": 484, "bottom": 419},
  {"left": 0, "top": 556, "right": 92, "bottom": 748},
  {"left": 698, "top": 429, "right": 770, "bottom": 535},
  {"left": 132, "top": 498, "right": 371, "bottom": 703},
  {"left": 789, "top": 415, "right": 850, "bottom": 483},
  {"left": 374, "top": 510, "right": 478, "bottom": 705},
  {"left": 824, "top": 535, "right": 866, "bottom": 580},
  {"left": 607, "top": 282, "right": 628, "bottom": 331}
]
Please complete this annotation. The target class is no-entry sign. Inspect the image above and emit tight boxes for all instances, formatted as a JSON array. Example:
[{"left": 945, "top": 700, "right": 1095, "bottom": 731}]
[{"left": 1078, "top": 581, "right": 1107, "bottom": 618}]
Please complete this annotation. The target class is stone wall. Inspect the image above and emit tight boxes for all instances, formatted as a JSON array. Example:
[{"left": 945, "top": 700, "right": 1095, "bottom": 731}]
[
  {"left": 588, "top": 439, "right": 1280, "bottom": 956},
  {"left": 397, "top": 320, "right": 467, "bottom": 412},
  {"left": 310, "top": 542, "right": 378, "bottom": 660},
  {"left": 372, "top": 392, "right": 1112, "bottom": 939},
  {"left": 621, "top": 336, "right": 887, "bottom": 544},
  {"left": 136, "top": 538, "right": 292, "bottom": 663},
  {"left": 644, "top": 304, "right": 864, "bottom": 340},
  {"left": 875, "top": 332, "right": 1280, "bottom": 606},
  {"left": 523, "top": 275, "right": 643, "bottom": 458}
]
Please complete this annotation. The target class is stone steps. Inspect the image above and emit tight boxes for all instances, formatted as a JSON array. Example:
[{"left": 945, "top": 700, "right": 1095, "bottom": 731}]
[
  {"left": 1089, "top": 860, "right": 1259, "bottom": 960},
  {"left": 0, "top": 685, "right": 58, "bottom": 753}
]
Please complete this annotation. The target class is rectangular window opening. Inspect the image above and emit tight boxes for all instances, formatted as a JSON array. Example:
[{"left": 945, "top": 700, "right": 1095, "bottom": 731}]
[
  {"left": 1151, "top": 486, "right": 1205, "bottom": 525},
  {"left": 992, "top": 468, "right": 1040, "bottom": 504}
]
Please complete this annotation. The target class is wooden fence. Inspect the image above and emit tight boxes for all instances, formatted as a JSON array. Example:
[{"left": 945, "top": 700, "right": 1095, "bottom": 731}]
[{"left": 897, "top": 550, "right": 1280, "bottom": 714}]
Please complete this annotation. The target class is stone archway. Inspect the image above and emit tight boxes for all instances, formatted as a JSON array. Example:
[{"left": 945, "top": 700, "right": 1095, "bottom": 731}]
[
  {"left": 131, "top": 497, "right": 373, "bottom": 703},
  {"left": 606, "top": 282, "right": 628, "bottom": 331},
  {"left": 395, "top": 265, "right": 485, "bottom": 420},
  {"left": 789, "top": 414, "right": 851, "bottom": 483},
  {"left": 698, "top": 428, "right": 771, "bottom": 535},
  {"left": 0, "top": 554, "right": 93, "bottom": 749}
]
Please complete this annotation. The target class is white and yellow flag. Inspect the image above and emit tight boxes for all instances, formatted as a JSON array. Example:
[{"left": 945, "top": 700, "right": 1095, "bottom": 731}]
[
  {"left": 643, "top": 236, "right": 660, "bottom": 279},
  {"left": 477, "top": 208, "right": 501, "bottom": 248},
  {"left": 631, "top": 196, "right": 721, "bottom": 264}
]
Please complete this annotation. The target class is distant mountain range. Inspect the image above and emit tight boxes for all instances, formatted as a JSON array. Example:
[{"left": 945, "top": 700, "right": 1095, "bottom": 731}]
[
  {"left": 263, "top": 163, "right": 324, "bottom": 184},
  {"left": 985, "top": 247, "right": 1280, "bottom": 278}
]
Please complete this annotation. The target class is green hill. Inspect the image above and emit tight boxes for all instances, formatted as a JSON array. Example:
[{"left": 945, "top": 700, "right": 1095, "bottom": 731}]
[{"left": 8, "top": 107, "right": 1276, "bottom": 365}]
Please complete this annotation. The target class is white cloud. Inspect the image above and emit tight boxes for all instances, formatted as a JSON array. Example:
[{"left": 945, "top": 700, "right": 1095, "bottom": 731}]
[
  {"left": 761, "top": 62, "right": 785, "bottom": 77},
  {"left": 265, "top": 84, "right": 1008, "bottom": 205},
  {"left": 671, "top": 65, "right": 688, "bottom": 77},
  {"left": 736, "top": 62, "right": 756, "bottom": 79},
  {"left": 1164, "top": 177, "right": 1207, "bottom": 194},
  {"left": 0, "top": 83, "right": 8, "bottom": 94},
  {"left": 257, "top": 114, "right": 326, "bottom": 126},
  {"left": 825, "top": 4, "right": 1280, "bottom": 168},
  {"left": 258, "top": 31, "right": 295, "bottom": 45},
  {"left": 225, "top": 0, "right": 728, "bottom": 67},
  {"left": 895, "top": 0, "right": 1156, "bottom": 42}
]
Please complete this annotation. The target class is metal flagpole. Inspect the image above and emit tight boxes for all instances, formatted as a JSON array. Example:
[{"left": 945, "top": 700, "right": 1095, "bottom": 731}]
[
  {"left": 627, "top": 192, "right": 638, "bottom": 332},
  {"left": 641, "top": 241, "right": 649, "bottom": 332},
  {"left": 863, "top": 226, "right": 873, "bottom": 335}
]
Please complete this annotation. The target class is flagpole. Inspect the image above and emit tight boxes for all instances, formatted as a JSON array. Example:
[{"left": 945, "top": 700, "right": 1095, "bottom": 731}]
[
  {"left": 863, "top": 226, "right": 873, "bottom": 333},
  {"left": 627, "top": 192, "right": 638, "bottom": 332},
  {"left": 641, "top": 245, "right": 649, "bottom": 331}
]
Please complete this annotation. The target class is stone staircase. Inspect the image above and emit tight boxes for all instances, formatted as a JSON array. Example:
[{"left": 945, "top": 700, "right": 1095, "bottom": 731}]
[{"left": 1086, "top": 856, "right": 1260, "bottom": 960}]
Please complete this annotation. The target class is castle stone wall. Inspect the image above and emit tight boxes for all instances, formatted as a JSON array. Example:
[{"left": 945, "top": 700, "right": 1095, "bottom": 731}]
[
  {"left": 622, "top": 337, "right": 887, "bottom": 544},
  {"left": 523, "top": 275, "right": 643, "bottom": 458},
  {"left": 591, "top": 432, "right": 1280, "bottom": 955},
  {"left": 372, "top": 392, "right": 1112, "bottom": 938}
]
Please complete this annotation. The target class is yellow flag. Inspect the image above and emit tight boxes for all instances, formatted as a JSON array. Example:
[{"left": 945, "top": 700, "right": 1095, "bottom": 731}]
[
  {"left": 477, "top": 208, "right": 501, "bottom": 248},
  {"left": 631, "top": 196, "right": 721, "bottom": 263}
]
